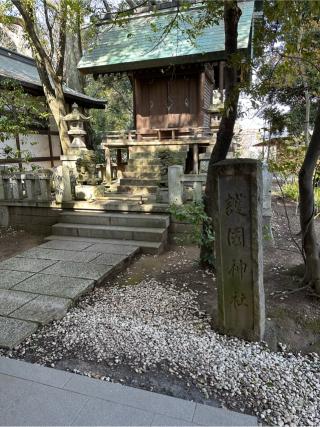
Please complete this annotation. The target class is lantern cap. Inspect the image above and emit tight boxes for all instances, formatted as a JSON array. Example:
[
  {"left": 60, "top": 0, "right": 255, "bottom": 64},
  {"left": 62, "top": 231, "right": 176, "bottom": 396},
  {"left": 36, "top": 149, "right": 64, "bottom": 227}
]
[{"left": 63, "top": 103, "right": 90, "bottom": 122}]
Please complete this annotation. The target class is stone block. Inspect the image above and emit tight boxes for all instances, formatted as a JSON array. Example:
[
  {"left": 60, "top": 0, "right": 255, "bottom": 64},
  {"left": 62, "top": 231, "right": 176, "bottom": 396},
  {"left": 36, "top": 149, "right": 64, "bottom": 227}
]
[
  {"left": 16, "top": 248, "right": 100, "bottom": 263},
  {"left": 39, "top": 240, "right": 92, "bottom": 251},
  {"left": 0, "top": 289, "right": 36, "bottom": 316},
  {"left": 0, "top": 206, "right": 9, "bottom": 227},
  {"left": 0, "top": 257, "right": 57, "bottom": 273},
  {"left": 91, "top": 253, "right": 129, "bottom": 266},
  {"left": 11, "top": 295, "right": 72, "bottom": 324},
  {"left": 75, "top": 184, "right": 104, "bottom": 201},
  {"left": 0, "top": 174, "right": 4, "bottom": 200},
  {"left": 42, "top": 261, "right": 114, "bottom": 282},
  {"left": 0, "top": 316, "right": 38, "bottom": 348},
  {"left": 13, "top": 274, "right": 94, "bottom": 299},
  {"left": 212, "top": 159, "right": 265, "bottom": 341},
  {"left": 84, "top": 243, "right": 139, "bottom": 255},
  {"left": 0, "top": 270, "right": 34, "bottom": 290}
]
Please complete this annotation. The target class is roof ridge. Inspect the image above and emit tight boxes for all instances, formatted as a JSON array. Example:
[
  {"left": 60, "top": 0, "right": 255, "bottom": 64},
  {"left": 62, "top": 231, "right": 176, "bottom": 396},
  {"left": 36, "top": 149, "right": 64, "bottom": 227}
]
[{"left": 0, "top": 46, "right": 35, "bottom": 66}]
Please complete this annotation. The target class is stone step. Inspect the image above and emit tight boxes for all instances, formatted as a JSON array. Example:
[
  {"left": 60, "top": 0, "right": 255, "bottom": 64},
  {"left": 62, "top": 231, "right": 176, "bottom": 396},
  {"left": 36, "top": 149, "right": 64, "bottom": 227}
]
[
  {"left": 52, "top": 223, "right": 167, "bottom": 243},
  {"left": 119, "top": 178, "right": 160, "bottom": 186},
  {"left": 128, "top": 159, "right": 163, "bottom": 165},
  {"left": 125, "top": 164, "right": 163, "bottom": 173},
  {"left": 117, "top": 185, "right": 158, "bottom": 195},
  {"left": 59, "top": 211, "right": 170, "bottom": 228},
  {"left": 129, "top": 145, "right": 189, "bottom": 154},
  {"left": 122, "top": 172, "right": 163, "bottom": 179},
  {"left": 45, "top": 235, "right": 165, "bottom": 254},
  {"left": 129, "top": 151, "right": 187, "bottom": 162}
]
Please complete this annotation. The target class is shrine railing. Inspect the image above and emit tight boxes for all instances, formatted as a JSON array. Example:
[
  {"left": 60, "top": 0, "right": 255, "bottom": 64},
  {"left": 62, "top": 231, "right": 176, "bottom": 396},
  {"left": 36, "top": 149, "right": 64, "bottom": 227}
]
[
  {"left": 168, "top": 165, "right": 206, "bottom": 205},
  {"left": 102, "top": 126, "right": 218, "bottom": 145},
  {"left": 0, "top": 170, "right": 53, "bottom": 202}
]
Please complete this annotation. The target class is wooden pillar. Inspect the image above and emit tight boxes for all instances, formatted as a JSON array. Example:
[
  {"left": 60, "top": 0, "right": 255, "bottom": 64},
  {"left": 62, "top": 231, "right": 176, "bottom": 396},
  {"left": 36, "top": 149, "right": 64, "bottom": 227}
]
[
  {"left": 48, "top": 128, "right": 54, "bottom": 167},
  {"left": 104, "top": 146, "right": 112, "bottom": 184},
  {"left": 193, "top": 143, "right": 199, "bottom": 174},
  {"left": 219, "top": 61, "right": 225, "bottom": 102}
]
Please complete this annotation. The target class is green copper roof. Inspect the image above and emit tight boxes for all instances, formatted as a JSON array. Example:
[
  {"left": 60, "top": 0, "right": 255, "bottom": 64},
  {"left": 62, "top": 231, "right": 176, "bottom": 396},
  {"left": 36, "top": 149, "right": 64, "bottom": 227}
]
[{"left": 78, "top": 1, "right": 255, "bottom": 74}]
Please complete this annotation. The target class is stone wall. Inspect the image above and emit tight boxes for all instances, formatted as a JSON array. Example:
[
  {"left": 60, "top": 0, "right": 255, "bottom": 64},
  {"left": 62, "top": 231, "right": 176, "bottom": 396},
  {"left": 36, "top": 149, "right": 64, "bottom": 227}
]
[{"left": 4, "top": 205, "right": 62, "bottom": 235}]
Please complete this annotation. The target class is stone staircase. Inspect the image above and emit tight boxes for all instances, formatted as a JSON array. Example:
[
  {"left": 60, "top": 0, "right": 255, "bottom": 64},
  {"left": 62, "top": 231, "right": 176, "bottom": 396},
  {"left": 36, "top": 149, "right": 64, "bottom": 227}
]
[
  {"left": 117, "top": 145, "right": 188, "bottom": 196},
  {"left": 50, "top": 210, "right": 170, "bottom": 254}
]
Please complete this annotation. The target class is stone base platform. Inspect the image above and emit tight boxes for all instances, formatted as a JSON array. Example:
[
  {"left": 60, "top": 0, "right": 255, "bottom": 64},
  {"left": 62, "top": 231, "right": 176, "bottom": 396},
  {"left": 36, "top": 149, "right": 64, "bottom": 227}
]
[{"left": 0, "top": 238, "right": 139, "bottom": 349}]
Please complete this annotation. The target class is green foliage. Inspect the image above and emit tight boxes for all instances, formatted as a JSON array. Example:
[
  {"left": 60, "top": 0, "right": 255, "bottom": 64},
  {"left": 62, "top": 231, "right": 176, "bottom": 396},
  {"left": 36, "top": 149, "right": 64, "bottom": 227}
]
[
  {"left": 282, "top": 181, "right": 320, "bottom": 213},
  {"left": 282, "top": 180, "right": 320, "bottom": 216},
  {"left": 0, "top": 78, "right": 48, "bottom": 165},
  {"left": 169, "top": 202, "right": 215, "bottom": 266},
  {"left": 85, "top": 74, "right": 133, "bottom": 140},
  {"left": 269, "top": 140, "right": 307, "bottom": 178},
  {"left": 247, "top": 0, "right": 320, "bottom": 142}
]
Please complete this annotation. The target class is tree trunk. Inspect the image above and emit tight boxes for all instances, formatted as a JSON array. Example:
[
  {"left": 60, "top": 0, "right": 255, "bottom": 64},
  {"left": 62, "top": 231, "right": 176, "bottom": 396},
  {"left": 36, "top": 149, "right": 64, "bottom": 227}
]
[
  {"left": 44, "top": 84, "right": 70, "bottom": 154},
  {"left": 200, "top": 0, "right": 242, "bottom": 265},
  {"left": 11, "top": 0, "right": 71, "bottom": 154},
  {"left": 299, "top": 102, "right": 320, "bottom": 294}
]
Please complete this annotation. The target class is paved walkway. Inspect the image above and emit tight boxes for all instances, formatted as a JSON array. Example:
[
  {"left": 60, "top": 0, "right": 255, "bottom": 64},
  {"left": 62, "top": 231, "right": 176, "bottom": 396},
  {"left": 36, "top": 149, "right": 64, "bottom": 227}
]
[
  {"left": 0, "top": 357, "right": 257, "bottom": 426},
  {"left": 0, "top": 238, "right": 139, "bottom": 348}
]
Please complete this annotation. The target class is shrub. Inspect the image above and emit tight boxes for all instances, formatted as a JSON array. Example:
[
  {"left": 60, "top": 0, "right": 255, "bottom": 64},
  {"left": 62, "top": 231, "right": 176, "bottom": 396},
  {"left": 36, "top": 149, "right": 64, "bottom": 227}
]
[{"left": 169, "top": 202, "right": 215, "bottom": 266}]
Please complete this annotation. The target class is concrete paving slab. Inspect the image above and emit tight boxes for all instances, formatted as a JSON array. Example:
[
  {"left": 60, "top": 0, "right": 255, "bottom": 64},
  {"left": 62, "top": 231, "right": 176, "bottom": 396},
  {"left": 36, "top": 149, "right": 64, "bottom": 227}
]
[
  {"left": 0, "top": 357, "right": 72, "bottom": 388},
  {"left": 0, "top": 375, "right": 88, "bottom": 426},
  {"left": 16, "top": 248, "right": 101, "bottom": 263},
  {"left": 151, "top": 414, "right": 197, "bottom": 426},
  {"left": 71, "top": 397, "right": 154, "bottom": 426},
  {"left": 90, "top": 252, "right": 130, "bottom": 266},
  {"left": 0, "top": 373, "right": 35, "bottom": 413},
  {"left": 0, "top": 270, "right": 34, "bottom": 290},
  {"left": 192, "top": 403, "right": 257, "bottom": 426},
  {"left": 64, "top": 374, "right": 196, "bottom": 421},
  {"left": 84, "top": 243, "right": 140, "bottom": 254},
  {"left": 0, "top": 316, "right": 38, "bottom": 348},
  {"left": 10, "top": 295, "right": 72, "bottom": 324},
  {"left": 42, "top": 260, "right": 114, "bottom": 282},
  {"left": 0, "top": 358, "right": 258, "bottom": 426},
  {"left": 13, "top": 274, "right": 95, "bottom": 299},
  {"left": 0, "top": 257, "right": 57, "bottom": 273},
  {"left": 0, "top": 289, "right": 37, "bottom": 316},
  {"left": 40, "top": 239, "right": 93, "bottom": 251}
]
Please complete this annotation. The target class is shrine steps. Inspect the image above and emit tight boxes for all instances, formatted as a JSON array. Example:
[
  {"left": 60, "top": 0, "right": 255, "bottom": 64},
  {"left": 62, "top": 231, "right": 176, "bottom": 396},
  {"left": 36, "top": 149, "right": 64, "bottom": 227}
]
[
  {"left": 51, "top": 211, "right": 170, "bottom": 254},
  {"left": 119, "top": 178, "right": 161, "bottom": 187},
  {"left": 117, "top": 184, "right": 159, "bottom": 195}
]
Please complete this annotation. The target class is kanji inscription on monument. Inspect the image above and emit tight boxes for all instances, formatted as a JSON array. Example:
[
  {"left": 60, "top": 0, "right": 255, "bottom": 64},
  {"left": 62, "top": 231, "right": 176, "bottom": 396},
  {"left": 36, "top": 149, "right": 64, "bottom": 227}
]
[{"left": 212, "top": 159, "right": 265, "bottom": 341}]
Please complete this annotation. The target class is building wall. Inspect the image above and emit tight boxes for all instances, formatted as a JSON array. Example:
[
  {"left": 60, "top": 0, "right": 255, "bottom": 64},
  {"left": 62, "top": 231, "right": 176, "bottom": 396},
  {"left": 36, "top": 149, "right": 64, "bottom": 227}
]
[
  {"left": 134, "top": 73, "right": 202, "bottom": 131},
  {"left": 0, "top": 117, "right": 62, "bottom": 170}
]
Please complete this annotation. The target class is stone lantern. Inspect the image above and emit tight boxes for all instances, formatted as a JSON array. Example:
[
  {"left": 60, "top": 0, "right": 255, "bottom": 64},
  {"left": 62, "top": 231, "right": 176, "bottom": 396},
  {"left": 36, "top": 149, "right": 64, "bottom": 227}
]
[{"left": 63, "top": 103, "right": 90, "bottom": 148}]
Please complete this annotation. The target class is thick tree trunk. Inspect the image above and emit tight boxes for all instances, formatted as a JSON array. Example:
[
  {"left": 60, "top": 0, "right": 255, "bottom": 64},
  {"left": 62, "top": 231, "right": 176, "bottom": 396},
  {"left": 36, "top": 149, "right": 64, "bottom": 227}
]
[
  {"left": 200, "top": 0, "right": 242, "bottom": 265},
  {"left": 43, "top": 83, "right": 70, "bottom": 154},
  {"left": 299, "top": 102, "right": 320, "bottom": 294}
]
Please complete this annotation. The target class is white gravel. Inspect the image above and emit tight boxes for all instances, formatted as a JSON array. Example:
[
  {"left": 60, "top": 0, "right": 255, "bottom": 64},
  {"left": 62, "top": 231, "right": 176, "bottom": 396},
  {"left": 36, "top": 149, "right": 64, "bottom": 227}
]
[{"left": 4, "top": 279, "right": 320, "bottom": 426}]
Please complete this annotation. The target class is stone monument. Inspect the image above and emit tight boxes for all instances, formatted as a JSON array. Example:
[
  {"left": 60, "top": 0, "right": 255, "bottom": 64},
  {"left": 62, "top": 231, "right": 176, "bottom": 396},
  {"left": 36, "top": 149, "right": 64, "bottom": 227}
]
[
  {"left": 212, "top": 159, "right": 265, "bottom": 341},
  {"left": 53, "top": 165, "right": 72, "bottom": 203}
]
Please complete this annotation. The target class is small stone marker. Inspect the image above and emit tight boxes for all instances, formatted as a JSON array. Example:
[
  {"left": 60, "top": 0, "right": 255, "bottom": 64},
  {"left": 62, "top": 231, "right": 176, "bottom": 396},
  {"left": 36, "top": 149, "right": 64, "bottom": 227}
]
[
  {"left": 168, "top": 165, "right": 183, "bottom": 205},
  {"left": 53, "top": 165, "right": 72, "bottom": 203},
  {"left": 212, "top": 159, "right": 265, "bottom": 341}
]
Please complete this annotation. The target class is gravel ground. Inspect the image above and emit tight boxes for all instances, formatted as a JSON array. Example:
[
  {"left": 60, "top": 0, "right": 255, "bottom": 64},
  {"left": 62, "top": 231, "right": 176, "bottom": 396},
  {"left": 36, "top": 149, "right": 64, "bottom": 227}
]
[{"left": 3, "top": 278, "right": 319, "bottom": 426}]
